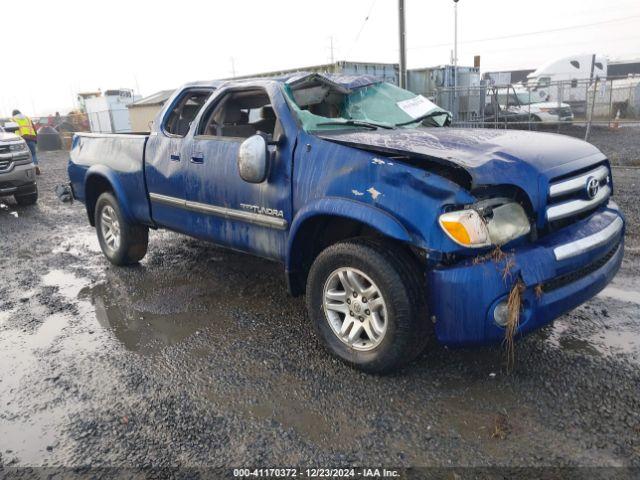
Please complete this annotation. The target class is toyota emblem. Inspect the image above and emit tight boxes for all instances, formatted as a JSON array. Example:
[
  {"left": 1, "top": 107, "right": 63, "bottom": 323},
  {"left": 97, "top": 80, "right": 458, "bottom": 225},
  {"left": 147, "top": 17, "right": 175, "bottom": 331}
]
[{"left": 586, "top": 177, "right": 600, "bottom": 199}]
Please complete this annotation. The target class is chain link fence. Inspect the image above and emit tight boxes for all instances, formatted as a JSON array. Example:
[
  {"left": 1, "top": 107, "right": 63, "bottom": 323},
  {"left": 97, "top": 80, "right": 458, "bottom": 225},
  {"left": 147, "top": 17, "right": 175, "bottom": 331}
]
[{"left": 430, "top": 76, "right": 640, "bottom": 141}]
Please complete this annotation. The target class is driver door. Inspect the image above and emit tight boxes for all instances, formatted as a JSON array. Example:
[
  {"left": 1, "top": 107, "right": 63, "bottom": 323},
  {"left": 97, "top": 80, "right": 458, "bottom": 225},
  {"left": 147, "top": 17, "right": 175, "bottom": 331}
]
[{"left": 181, "top": 86, "right": 293, "bottom": 260}]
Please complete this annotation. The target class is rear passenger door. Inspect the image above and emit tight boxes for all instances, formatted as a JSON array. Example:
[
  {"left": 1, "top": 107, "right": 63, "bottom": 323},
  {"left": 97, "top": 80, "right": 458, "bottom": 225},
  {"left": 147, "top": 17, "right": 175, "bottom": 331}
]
[
  {"left": 145, "top": 88, "right": 213, "bottom": 233},
  {"left": 181, "top": 86, "right": 293, "bottom": 260}
]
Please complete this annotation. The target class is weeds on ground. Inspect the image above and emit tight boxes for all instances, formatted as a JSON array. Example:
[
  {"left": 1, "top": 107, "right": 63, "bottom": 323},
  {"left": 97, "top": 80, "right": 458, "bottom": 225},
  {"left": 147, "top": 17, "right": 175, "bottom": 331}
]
[{"left": 491, "top": 412, "right": 511, "bottom": 440}]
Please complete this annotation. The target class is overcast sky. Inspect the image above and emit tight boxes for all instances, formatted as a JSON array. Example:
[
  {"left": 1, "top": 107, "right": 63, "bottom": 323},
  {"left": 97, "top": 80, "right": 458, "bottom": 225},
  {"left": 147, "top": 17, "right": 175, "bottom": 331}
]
[{"left": 2, "top": 0, "right": 639, "bottom": 117}]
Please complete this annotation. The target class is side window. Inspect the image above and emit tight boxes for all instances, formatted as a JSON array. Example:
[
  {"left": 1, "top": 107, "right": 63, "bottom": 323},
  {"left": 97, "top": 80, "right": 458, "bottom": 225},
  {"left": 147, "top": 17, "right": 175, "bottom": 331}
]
[
  {"left": 570, "top": 60, "right": 580, "bottom": 69},
  {"left": 164, "top": 90, "right": 213, "bottom": 137},
  {"left": 538, "top": 77, "right": 551, "bottom": 88},
  {"left": 198, "top": 89, "right": 281, "bottom": 139}
]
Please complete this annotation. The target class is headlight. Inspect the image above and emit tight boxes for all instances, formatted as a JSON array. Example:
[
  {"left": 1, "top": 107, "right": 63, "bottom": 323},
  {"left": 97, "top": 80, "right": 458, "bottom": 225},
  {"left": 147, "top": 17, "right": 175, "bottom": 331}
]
[
  {"left": 9, "top": 142, "right": 28, "bottom": 152},
  {"left": 439, "top": 201, "right": 531, "bottom": 248}
]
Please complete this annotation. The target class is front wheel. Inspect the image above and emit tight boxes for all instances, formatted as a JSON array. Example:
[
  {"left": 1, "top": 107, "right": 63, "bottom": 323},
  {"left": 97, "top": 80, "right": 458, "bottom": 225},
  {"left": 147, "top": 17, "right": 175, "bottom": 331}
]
[
  {"left": 306, "top": 239, "right": 429, "bottom": 373},
  {"left": 95, "top": 192, "right": 148, "bottom": 266},
  {"left": 15, "top": 190, "right": 38, "bottom": 206}
]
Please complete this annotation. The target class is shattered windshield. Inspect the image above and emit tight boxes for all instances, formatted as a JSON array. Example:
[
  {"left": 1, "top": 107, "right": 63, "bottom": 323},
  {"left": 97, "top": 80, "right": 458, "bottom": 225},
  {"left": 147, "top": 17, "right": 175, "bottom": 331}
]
[
  {"left": 284, "top": 80, "right": 450, "bottom": 132},
  {"left": 497, "top": 89, "right": 535, "bottom": 106}
]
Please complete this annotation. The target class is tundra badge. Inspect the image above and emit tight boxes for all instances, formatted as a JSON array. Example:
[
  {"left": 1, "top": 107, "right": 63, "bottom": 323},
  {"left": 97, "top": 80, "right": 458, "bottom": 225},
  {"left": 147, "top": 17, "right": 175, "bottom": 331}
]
[{"left": 240, "top": 203, "right": 284, "bottom": 218}]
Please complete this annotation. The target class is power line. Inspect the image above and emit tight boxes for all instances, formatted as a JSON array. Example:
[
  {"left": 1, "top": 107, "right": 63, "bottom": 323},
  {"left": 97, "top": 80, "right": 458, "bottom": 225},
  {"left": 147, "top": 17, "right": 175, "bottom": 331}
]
[
  {"left": 408, "top": 14, "right": 640, "bottom": 51},
  {"left": 347, "top": 0, "right": 378, "bottom": 58},
  {"left": 473, "top": 33, "right": 640, "bottom": 58}
]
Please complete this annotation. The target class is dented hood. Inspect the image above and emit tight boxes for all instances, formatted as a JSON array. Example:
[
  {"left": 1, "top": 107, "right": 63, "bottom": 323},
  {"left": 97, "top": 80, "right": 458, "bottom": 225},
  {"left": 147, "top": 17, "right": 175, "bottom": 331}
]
[{"left": 318, "top": 127, "right": 606, "bottom": 195}]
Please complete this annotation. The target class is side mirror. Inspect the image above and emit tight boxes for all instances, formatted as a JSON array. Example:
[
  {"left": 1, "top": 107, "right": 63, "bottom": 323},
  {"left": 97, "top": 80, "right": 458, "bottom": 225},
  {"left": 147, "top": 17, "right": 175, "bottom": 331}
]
[{"left": 237, "top": 134, "right": 269, "bottom": 183}]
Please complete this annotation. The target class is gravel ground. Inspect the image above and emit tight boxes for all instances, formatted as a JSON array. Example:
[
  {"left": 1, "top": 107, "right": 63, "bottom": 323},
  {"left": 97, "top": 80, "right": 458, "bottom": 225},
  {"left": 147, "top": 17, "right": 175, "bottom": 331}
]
[
  {"left": 552, "top": 124, "right": 640, "bottom": 166},
  {"left": 0, "top": 149, "right": 639, "bottom": 472}
]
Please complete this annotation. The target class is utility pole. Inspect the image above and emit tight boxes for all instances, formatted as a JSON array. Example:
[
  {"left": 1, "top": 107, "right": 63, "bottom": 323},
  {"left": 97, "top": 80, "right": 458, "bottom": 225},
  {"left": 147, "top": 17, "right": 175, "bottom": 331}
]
[
  {"left": 398, "top": 0, "right": 407, "bottom": 88},
  {"left": 453, "top": 0, "right": 459, "bottom": 73},
  {"left": 453, "top": 0, "right": 459, "bottom": 120},
  {"left": 133, "top": 73, "right": 141, "bottom": 97},
  {"left": 329, "top": 36, "right": 335, "bottom": 64}
]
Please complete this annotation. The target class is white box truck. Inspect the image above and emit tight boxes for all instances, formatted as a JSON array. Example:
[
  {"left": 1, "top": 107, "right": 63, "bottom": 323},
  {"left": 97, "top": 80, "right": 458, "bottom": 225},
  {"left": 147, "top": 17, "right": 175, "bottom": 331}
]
[{"left": 526, "top": 54, "right": 607, "bottom": 110}]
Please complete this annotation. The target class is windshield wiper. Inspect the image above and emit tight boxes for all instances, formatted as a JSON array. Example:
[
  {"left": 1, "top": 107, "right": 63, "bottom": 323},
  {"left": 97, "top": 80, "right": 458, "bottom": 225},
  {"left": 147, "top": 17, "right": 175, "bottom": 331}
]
[
  {"left": 316, "top": 120, "right": 394, "bottom": 130},
  {"left": 394, "top": 110, "right": 449, "bottom": 127}
]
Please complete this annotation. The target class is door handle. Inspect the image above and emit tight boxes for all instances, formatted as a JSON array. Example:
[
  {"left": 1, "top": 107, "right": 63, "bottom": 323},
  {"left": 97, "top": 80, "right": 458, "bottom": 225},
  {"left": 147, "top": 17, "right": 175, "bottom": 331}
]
[
  {"left": 170, "top": 154, "right": 180, "bottom": 161},
  {"left": 190, "top": 153, "right": 204, "bottom": 164}
]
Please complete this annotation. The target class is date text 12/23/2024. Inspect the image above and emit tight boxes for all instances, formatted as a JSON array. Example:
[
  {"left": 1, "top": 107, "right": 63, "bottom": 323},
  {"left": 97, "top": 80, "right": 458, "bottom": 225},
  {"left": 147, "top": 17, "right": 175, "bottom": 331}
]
[{"left": 233, "top": 468, "right": 400, "bottom": 478}]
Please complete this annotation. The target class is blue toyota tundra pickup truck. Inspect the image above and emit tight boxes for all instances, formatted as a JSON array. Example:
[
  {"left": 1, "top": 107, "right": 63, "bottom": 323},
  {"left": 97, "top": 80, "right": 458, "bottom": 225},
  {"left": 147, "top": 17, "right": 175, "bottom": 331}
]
[{"left": 68, "top": 73, "right": 624, "bottom": 372}]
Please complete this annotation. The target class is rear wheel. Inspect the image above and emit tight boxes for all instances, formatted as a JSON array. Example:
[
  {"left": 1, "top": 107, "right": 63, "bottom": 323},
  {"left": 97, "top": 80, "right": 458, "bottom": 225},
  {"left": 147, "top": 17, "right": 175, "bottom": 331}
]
[
  {"left": 15, "top": 190, "right": 38, "bottom": 206},
  {"left": 95, "top": 192, "right": 148, "bottom": 265},
  {"left": 306, "top": 239, "right": 429, "bottom": 373}
]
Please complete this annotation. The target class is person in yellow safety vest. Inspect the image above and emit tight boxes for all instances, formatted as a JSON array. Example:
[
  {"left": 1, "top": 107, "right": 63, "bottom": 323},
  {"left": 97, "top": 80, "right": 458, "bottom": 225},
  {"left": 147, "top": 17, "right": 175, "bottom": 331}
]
[{"left": 11, "top": 109, "right": 40, "bottom": 175}]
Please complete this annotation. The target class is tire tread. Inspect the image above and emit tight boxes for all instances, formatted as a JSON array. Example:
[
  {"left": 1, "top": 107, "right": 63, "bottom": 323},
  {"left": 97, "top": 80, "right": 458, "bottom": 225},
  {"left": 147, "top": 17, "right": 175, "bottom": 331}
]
[
  {"left": 95, "top": 192, "right": 148, "bottom": 265},
  {"left": 306, "top": 237, "right": 430, "bottom": 373}
]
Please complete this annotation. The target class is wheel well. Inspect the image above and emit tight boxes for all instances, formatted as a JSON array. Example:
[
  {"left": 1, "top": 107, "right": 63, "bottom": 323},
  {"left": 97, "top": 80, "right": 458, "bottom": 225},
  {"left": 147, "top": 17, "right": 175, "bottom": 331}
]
[
  {"left": 85, "top": 175, "right": 113, "bottom": 226},
  {"left": 287, "top": 215, "right": 419, "bottom": 296}
]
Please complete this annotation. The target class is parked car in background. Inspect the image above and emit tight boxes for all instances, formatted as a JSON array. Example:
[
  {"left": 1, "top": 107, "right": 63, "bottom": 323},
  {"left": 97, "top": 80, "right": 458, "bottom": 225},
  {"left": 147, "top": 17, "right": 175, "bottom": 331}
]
[
  {"left": 0, "top": 126, "right": 38, "bottom": 205},
  {"left": 68, "top": 73, "right": 624, "bottom": 373},
  {"left": 497, "top": 86, "right": 574, "bottom": 123}
]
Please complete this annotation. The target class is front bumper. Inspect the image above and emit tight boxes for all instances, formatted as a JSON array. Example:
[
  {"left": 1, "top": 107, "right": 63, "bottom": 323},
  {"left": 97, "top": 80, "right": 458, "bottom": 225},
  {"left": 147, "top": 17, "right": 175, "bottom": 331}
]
[
  {"left": 0, "top": 159, "right": 37, "bottom": 196},
  {"left": 539, "top": 112, "right": 574, "bottom": 123},
  {"left": 427, "top": 200, "right": 624, "bottom": 345}
]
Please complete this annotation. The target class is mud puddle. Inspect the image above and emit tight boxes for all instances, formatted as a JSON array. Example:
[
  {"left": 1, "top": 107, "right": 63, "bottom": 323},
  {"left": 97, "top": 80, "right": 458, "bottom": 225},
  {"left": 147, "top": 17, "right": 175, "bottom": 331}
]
[
  {"left": 77, "top": 271, "right": 348, "bottom": 448},
  {"left": 0, "top": 321, "right": 73, "bottom": 464},
  {"left": 547, "top": 295, "right": 640, "bottom": 363},
  {"left": 599, "top": 286, "right": 640, "bottom": 305},
  {"left": 0, "top": 268, "right": 99, "bottom": 464},
  {"left": 84, "top": 282, "right": 205, "bottom": 354}
]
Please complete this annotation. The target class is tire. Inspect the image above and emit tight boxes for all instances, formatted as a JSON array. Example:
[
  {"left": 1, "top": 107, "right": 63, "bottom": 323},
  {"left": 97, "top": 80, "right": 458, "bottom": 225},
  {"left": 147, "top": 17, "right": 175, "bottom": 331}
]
[
  {"left": 95, "top": 192, "right": 148, "bottom": 266},
  {"left": 306, "top": 238, "right": 429, "bottom": 373},
  {"left": 15, "top": 190, "right": 38, "bottom": 206},
  {"left": 530, "top": 116, "right": 542, "bottom": 131}
]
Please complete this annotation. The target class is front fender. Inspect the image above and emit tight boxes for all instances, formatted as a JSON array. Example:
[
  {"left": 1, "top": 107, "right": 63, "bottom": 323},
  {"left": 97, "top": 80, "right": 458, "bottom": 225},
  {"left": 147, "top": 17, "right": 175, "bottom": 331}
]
[{"left": 285, "top": 197, "right": 412, "bottom": 271}]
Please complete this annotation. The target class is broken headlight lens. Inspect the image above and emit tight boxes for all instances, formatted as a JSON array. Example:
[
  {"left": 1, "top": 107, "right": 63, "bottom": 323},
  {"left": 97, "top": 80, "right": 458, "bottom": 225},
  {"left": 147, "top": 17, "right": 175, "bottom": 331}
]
[{"left": 439, "top": 202, "right": 531, "bottom": 248}]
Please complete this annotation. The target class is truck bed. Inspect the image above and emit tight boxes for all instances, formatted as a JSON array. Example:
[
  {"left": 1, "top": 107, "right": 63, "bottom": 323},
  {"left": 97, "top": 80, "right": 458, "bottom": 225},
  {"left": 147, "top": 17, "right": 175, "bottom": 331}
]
[{"left": 68, "top": 132, "right": 153, "bottom": 225}]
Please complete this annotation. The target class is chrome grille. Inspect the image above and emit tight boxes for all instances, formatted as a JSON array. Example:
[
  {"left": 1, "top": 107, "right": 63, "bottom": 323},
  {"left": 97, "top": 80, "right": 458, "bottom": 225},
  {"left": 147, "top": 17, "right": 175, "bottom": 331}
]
[
  {"left": 0, "top": 160, "right": 11, "bottom": 171},
  {"left": 546, "top": 164, "right": 611, "bottom": 223}
]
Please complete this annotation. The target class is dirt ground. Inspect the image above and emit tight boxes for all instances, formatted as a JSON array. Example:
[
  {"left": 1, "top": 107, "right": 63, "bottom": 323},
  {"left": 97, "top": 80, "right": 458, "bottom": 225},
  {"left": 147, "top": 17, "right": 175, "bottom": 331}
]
[{"left": 0, "top": 148, "right": 639, "bottom": 472}]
